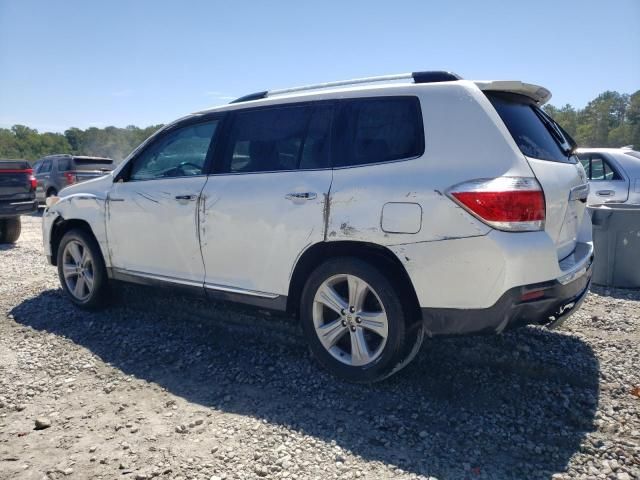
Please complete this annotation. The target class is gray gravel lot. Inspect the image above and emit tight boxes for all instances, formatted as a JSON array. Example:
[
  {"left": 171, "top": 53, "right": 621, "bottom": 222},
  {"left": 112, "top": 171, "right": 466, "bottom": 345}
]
[{"left": 1, "top": 214, "right": 639, "bottom": 480}]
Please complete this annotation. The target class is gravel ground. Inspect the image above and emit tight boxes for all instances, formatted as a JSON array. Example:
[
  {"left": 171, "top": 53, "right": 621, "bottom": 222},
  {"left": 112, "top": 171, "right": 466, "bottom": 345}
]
[{"left": 0, "top": 213, "right": 639, "bottom": 480}]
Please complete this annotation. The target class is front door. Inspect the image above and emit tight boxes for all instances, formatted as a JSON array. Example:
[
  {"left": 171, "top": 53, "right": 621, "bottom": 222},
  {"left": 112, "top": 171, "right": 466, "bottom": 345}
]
[
  {"left": 106, "top": 119, "right": 220, "bottom": 283},
  {"left": 580, "top": 153, "right": 630, "bottom": 204},
  {"left": 200, "top": 103, "right": 334, "bottom": 297}
]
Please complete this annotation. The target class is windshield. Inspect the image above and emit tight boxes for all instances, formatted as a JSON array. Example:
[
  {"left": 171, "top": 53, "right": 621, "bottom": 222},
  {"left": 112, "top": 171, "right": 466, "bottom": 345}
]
[{"left": 486, "top": 92, "right": 576, "bottom": 163}]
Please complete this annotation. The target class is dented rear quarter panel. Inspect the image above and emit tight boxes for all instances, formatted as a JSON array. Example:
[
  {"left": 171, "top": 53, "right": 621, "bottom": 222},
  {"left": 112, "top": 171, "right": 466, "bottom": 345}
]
[{"left": 326, "top": 82, "right": 534, "bottom": 246}]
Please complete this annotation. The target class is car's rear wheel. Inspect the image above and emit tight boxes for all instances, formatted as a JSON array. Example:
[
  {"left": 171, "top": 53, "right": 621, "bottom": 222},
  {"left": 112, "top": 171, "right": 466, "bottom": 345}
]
[
  {"left": 0, "top": 217, "right": 21, "bottom": 244},
  {"left": 300, "top": 257, "right": 423, "bottom": 383},
  {"left": 57, "top": 229, "right": 109, "bottom": 309}
]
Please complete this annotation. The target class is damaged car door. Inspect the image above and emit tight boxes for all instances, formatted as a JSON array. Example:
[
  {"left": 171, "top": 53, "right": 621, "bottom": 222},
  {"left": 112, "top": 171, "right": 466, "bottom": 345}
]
[
  {"left": 199, "top": 103, "right": 333, "bottom": 300},
  {"left": 106, "top": 118, "right": 220, "bottom": 283}
]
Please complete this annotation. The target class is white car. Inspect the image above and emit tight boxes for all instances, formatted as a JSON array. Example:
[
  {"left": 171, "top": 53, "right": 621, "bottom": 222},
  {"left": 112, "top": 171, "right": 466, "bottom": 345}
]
[
  {"left": 42, "top": 71, "right": 593, "bottom": 382},
  {"left": 576, "top": 147, "right": 640, "bottom": 205}
]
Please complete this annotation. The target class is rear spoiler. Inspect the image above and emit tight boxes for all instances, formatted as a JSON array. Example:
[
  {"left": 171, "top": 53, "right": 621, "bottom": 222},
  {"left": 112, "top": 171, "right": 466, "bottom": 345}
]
[{"left": 475, "top": 81, "right": 552, "bottom": 105}]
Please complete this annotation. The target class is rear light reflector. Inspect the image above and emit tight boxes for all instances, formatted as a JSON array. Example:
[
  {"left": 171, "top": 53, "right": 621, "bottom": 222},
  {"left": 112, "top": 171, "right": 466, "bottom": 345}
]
[
  {"left": 520, "top": 289, "right": 545, "bottom": 302},
  {"left": 64, "top": 172, "right": 77, "bottom": 185},
  {"left": 447, "top": 177, "right": 545, "bottom": 232},
  {"left": 29, "top": 175, "right": 37, "bottom": 190}
]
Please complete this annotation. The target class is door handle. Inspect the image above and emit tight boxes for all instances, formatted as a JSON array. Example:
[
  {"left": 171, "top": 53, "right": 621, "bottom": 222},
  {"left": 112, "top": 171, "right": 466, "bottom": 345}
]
[
  {"left": 596, "top": 190, "right": 614, "bottom": 196},
  {"left": 175, "top": 194, "right": 197, "bottom": 201},
  {"left": 285, "top": 192, "right": 317, "bottom": 201}
]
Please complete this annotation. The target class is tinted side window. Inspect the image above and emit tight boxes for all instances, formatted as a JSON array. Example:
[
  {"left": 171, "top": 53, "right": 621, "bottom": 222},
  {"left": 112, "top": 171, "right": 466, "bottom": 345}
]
[
  {"left": 225, "top": 105, "right": 332, "bottom": 173},
  {"left": 487, "top": 93, "right": 571, "bottom": 163},
  {"left": 129, "top": 121, "right": 218, "bottom": 181},
  {"left": 590, "top": 156, "right": 617, "bottom": 181},
  {"left": 578, "top": 154, "right": 621, "bottom": 181},
  {"left": 334, "top": 97, "right": 423, "bottom": 168},
  {"left": 40, "top": 159, "right": 52, "bottom": 173},
  {"left": 300, "top": 105, "right": 333, "bottom": 170},
  {"left": 57, "top": 158, "right": 71, "bottom": 171}
]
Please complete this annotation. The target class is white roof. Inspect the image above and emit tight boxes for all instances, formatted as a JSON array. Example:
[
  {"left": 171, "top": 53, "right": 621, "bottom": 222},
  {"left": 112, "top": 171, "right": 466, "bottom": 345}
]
[{"left": 194, "top": 76, "right": 552, "bottom": 116}]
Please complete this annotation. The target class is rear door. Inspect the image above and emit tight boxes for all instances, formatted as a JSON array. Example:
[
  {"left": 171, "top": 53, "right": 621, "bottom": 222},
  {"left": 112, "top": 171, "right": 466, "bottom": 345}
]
[
  {"left": 578, "top": 153, "right": 629, "bottom": 204},
  {"left": 199, "top": 102, "right": 333, "bottom": 298},
  {"left": 487, "top": 92, "right": 588, "bottom": 260}
]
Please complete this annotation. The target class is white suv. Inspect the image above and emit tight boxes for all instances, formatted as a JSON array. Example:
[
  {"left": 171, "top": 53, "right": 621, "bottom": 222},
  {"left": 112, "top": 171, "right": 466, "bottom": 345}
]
[{"left": 43, "top": 71, "right": 593, "bottom": 382}]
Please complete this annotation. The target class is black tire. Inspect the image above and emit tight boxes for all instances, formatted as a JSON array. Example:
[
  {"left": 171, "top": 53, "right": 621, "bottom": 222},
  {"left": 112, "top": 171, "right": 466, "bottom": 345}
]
[
  {"left": 57, "top": 229, "right": 109, "bottom": 309},
  {"left": 0, "top": 217, "right": 21, "bottom": 244},
  {"left": 300, "top": 257, "right": 424, "bottom": 383}
]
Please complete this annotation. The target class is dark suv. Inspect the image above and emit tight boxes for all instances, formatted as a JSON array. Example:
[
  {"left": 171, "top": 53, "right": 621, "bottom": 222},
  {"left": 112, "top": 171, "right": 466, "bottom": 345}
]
[
  {"left": 33, "top": 155, "right": 114, "bottom": 202},
  {"left": 0, "top": 159, "right": 37, "bottom": 243}
]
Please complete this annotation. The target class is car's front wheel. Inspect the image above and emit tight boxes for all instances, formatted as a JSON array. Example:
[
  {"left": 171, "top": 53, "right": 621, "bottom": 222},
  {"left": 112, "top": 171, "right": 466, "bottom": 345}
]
[
  {"left": 57, "top": 229, "right": 109, "bottom": 309},
  {"left": 300, "top": 257, "right": 423, "bottom": 383}
]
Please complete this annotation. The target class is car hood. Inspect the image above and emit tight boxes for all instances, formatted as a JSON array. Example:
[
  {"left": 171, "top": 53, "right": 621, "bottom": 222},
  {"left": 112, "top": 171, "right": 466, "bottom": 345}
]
[{"left": 59, "top": 173, "right": 114, "bottom": 199}]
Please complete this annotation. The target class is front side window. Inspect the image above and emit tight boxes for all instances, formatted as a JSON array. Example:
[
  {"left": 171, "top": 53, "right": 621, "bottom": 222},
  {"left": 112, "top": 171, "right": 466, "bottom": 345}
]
[
  {"left": 578, "top": 154, "right": 620, "bottom": 181},
  {"left": 224, "top": 104, "right": 331, "bottom": 173},
  {"left": 40, "top": 159, "right": 52, "bottom": 173},
  {"left": 128, "top": 121, "right": 218, "bottom": 181},
  {"left": 334, "top": 97, "right": 424, "bottom": 167}
]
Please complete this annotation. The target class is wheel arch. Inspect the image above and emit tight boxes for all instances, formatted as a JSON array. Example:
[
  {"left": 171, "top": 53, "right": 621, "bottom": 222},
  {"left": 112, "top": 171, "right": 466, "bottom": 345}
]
[
  {"left": 287, "top": 240, "right": 421, "bottom": 322},
  {"left": 50, "top": 217, "right": 99, "bottom": 266}
]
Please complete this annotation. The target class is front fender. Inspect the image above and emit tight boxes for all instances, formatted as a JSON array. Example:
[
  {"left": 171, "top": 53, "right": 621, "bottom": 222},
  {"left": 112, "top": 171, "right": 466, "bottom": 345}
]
[{"left": 43, "top": 193, "right": 110, "bottom": 267}]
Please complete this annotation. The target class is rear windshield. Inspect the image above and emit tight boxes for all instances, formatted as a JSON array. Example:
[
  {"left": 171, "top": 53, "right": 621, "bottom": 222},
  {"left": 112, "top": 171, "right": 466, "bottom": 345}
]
[
  {"left": 71, "top": 158, "right": 114, "bottom": 171},
  {"left": 486, "top": 92, "right": 575, "bottom": 163}
]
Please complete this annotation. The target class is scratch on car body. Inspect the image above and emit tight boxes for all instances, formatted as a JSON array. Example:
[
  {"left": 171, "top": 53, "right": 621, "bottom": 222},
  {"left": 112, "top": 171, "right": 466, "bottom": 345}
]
[
  {"left": 340, "top": 222, "right": 358, "bottom": 236},
  {"left": 322, "top": 193, "right": 331, "bottom": 241},
  {"left": 137, "top": 192, "right": 159, "bottom": 204}
]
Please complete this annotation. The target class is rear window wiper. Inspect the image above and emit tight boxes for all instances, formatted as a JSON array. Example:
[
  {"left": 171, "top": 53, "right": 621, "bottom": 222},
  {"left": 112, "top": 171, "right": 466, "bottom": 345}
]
[{"left": 533, "top": 108, "right": 575, "bottom": 157}]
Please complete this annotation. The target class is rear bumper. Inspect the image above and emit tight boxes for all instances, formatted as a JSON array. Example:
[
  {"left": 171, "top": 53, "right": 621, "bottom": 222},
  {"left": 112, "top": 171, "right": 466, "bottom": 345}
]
[
  {"left": 421, "top": 254, "right": 593, "bottom": 336},
  {"left": 0, "top": 199, "right": 38, "bottom": 218}
]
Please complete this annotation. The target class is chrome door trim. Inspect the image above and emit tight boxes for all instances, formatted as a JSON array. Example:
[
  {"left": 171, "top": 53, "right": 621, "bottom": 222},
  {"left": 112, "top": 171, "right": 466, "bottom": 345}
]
[
  {"left": 111, "top": 268, "right": 203, "bottom": 288},
  {"left": 204, "top": 282, "right": 279, "bottom": 299},
  {"left": 110, "top": 268, "right": 280, "bottom": 299}
]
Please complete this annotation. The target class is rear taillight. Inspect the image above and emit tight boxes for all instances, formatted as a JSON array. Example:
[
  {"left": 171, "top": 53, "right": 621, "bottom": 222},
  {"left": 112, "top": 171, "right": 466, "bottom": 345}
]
[
  {"left": 1, "top": 167, "right": 37, "bottom": 191},
  {"left": 64, "top": 172, "right": 77, "bottom": 185},
  {"left": 447, "top": 177, "right": 545, "bottom": 232}
]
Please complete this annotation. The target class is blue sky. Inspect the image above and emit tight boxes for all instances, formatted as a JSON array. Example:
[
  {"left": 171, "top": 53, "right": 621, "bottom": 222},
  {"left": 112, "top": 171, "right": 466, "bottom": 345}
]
[{"left": 1, "top": 0, "right": 638, "bottom": 132}]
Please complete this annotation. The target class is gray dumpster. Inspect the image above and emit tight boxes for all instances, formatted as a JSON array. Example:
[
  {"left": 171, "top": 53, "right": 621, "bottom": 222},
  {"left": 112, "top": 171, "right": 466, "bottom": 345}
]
[{"left": 588, "top": 204, "right": 640, "bottom": 288}]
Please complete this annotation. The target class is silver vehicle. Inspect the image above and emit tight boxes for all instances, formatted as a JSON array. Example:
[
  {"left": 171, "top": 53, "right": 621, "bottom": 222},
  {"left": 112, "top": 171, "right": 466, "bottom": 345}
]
[
  {"left": 576, "top": 147, "right": 640, "bottom": 205},
  {"left": 33, "top": 155, "right": 114, "bottom": 203},
  {"left": 42, "top": 71, "right": 593, "bottom": 382}
]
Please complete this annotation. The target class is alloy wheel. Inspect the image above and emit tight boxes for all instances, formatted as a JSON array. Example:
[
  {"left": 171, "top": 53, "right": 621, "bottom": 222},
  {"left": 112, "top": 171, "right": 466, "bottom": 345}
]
[
  {"left": 62, "top": 240, "right": 94, "bottom": 301},
  {"left": 312, "top": 274, "right": 389, "bottom": 367}
]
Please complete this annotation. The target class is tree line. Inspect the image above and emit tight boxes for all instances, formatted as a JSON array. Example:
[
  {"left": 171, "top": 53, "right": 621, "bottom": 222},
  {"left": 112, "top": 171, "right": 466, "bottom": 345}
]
[
  {"left": 0, "top": 89, "right": 638, "bottom": 163},
  {"left": 0, "top": 124, "right": 163, "bottom": 163},
  {"left": 544, "top": 90, "right": 639, "bottom": 149}
]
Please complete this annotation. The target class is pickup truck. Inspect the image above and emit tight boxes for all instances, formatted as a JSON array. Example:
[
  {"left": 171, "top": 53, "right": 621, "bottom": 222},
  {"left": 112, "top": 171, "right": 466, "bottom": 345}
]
[{"left": 0, "top": 159, "right": 38, "bottom": 243}]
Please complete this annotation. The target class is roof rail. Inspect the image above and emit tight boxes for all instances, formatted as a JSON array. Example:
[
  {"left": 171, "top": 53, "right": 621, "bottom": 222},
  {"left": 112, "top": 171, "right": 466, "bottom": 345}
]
[{"left": 229, "top": 71, "right": 461, "bottom": 104}]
